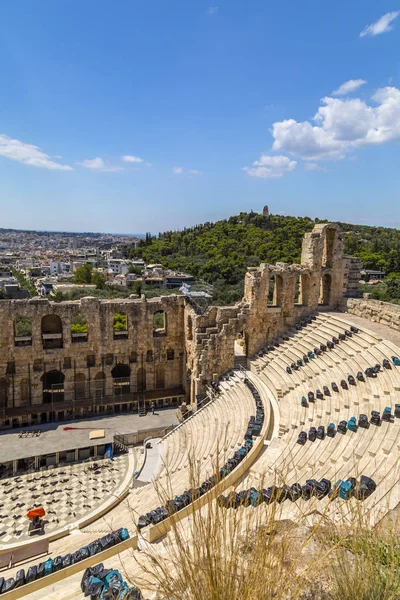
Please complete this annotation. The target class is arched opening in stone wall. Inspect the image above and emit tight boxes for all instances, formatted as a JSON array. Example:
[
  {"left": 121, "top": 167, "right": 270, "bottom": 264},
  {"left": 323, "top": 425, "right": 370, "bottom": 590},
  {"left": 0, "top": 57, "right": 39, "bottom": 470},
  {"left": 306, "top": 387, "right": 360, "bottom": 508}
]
[
  {"left": 267, "top": 274, "right": 275, "bottom": 305},
  {"left": 234, "top": 331, "right": 247, "bottom": 357},
  {"left": 187, "top": 315, "right": 193, "bottom": 341},
  {"left": 113, "top": 312, "right": 128, "bottom": 340},
  {"left": 146, "top": 350, "right": 153, "bottom": 362},
  {"left": 111, "top": 363, "right": 131, "bottom": 396},
  {"left": 274, "top": 274, "right": 283, "bottom": 306},
  {"left": 20, "top": 378, "right": 30, "bottom": 405},
  {"left": 41, "top": 315, "right": 63, "bottom": 349},
  {"left": 322, "top": 227, "right": 336, "bottom": 268},
  {"left": 42, "top": 370, "right": 65, "bottom": 404},
  {"left": 299, "top": 274, "right": 311, "bottom": 306},
  {"left": 129, "top": 351, "right": 137, "bottom": 364},
  {"left": 71, "top": 312, "right": 88, "bottom": 342},
  {"left": 294, "top": 275, "right": 301, "bottom": 305},
  {"left": 153, "top": 310, "right": 166, "bottom": 336},
  {"left": 74, "top": 373, "right": 86, "bottom": 399},
  {"left": 0, "top": 379, "right": 8, "bottom": 408},
  {"left": 156, "top": 365, "right": 165, "bottom": 389},
  {"left": 137, "top": 367, "right": 146, "bottom": 392},
  {"left": 319, "top": 273, "right": 332, "bottom": 306},
  {"left": 94, "top": 371, "right": 106, "bottom": 399},
  {"left": 14, "top": 316, "right": 32, "bottom": 346}
]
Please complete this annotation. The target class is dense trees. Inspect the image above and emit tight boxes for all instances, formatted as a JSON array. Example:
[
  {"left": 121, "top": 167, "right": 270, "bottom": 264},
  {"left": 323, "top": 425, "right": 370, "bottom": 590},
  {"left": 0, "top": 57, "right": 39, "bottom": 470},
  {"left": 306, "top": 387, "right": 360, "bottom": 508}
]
[
  {"left": 72, "top": 264, "right": 106, "bottom": 289},
  {"left": 128, "top": 212, "right": 400, "bottom": 305}
]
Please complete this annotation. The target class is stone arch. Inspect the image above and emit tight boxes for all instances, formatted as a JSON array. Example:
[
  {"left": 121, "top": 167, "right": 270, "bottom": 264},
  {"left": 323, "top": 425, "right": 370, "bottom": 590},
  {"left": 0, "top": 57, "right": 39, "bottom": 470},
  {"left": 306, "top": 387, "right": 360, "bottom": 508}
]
[
  {"left": 137, "top": 367, "right": 146, "bottom": 392},
  {"left": 42, "top": 370, "right": 65, "bottom": 404},
  {"left": 14, "top": 316, "right": 32, "bottom": 338},
  {"left": 41, "top": 314, "right": 63, "bottom": 349},
  {"left": 71, "top": 312, "right": 88, "bottom": 341},
  {"left": 273, "top": 274, "right": 283, "bottom": 307},
  {"left": 156, "top": 364, "right": 165, "bottom": 389},
  {"left": 319, "top": 273, "right": 332, "bottom": 305},
  {"left": 113, "top": 312, "right": 128, "bottom": 339},
  {"left": 111, "top": 363, "right": 130, "bottom": 395},
  {"left": 0, "top": 378, "right": 8, "bottom": 408},
  {"left": 94, "top": 371, "right": 106, "bottom": 399},
  {"left": 322, "top": 227, "right": 336, "bottom": 269},
  {"left": 299, "top": 273, "right": 311, "bottom": 305},
  {"left": 153, "top": 310, "right": 167, "bottom": 336},
  {"left": 74, "top": 373, "right": 86, "bottom": 399},
  {"left": 187, "top": 314, "right": 193, "bottom": 341},
  {"left": 294, "top": 274, "right": 301, "bottom": 304}
]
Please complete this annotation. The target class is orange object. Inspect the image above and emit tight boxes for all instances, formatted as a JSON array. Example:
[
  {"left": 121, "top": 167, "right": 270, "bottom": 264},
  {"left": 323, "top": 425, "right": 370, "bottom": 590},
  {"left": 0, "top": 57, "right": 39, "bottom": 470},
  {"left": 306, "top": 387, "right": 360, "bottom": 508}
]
[{"left": 27, "top": 507, "right": 46, "bottom": 520}]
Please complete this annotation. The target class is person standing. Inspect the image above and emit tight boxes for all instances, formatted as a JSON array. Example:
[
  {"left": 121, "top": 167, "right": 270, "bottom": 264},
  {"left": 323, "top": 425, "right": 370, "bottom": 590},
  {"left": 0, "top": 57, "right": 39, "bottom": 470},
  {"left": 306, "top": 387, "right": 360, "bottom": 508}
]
[{"left": 151, "top": 401, "right": 155, "bottom": 415}]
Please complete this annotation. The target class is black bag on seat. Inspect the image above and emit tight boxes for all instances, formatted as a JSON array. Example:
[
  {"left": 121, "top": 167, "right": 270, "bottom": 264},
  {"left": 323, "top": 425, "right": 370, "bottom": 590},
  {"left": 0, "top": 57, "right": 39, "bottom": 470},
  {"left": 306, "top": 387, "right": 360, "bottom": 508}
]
[
  {"left": 1, "top": 578, "right": 16, "bottom": 593},
  {"left": 25, "top": 565, "right": 37, "bottom": 583},
  {"left": 87, "top": 576, "right": 104, "bottom": 598},
  {"left": 87, "top": 540, "right": 102, "bottom": 555},
  {"left": 53, "top": 556, "right": 63, "bottom": 571},
  {"left": 14, "top": 569, "right": 25, "bottom": 588},
  {"left": 36, "top": 562, "right": 45, "bottom": 578},
  {"left": 61, "top": 554, "right": 72, "bottom": 568}
]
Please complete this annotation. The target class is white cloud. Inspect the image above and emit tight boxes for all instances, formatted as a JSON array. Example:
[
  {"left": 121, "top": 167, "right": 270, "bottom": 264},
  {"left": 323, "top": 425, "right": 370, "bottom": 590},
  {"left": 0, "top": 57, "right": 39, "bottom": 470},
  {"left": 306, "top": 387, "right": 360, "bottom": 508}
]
[
  {"left": 243, "top": 154, "right": 297, "bottom": 179},
  {"left": 0, "top": 133, "right": 72, "bottom": 171},
  {"left": 122, "top": 155, "right": 144, "bottom": 163},
  {"left": 360, "top": 11, "right": 399, "bottom": 37},
  {"left": 79, "top": 157, "right": 123, "bottom": 172},
  {"left": 303, "top": 162, "right": 327, "bottom": 172},
  {"left": 271, "top": 86, "right": 400, "bottom": 161},
  {"left": 207, "top": 6, "right": 218, "bottom": 15},
  {"left": 172, "top": 166, "right": 183, "bottom": 174},
  {"left": 332, "top": 79, "right": 367, "bottom": 96},
  {"left": 189, "top": 169, "right": 202, "bottom": 175}
]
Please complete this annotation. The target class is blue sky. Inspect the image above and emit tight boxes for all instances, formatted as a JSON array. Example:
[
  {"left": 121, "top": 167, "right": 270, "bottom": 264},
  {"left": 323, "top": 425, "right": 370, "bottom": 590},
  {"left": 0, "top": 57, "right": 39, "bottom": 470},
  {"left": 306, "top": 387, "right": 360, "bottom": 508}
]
[{"left": 0, "top": 1, "right": 399, "bottom": 233}]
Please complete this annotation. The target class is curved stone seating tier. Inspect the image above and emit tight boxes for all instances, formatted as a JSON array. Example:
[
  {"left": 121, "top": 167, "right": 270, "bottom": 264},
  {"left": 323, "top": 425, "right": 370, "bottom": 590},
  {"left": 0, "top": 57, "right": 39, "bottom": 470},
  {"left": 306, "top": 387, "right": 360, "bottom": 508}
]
[{"left": 241, "top": 313, "right": 400, "bottom": 527}]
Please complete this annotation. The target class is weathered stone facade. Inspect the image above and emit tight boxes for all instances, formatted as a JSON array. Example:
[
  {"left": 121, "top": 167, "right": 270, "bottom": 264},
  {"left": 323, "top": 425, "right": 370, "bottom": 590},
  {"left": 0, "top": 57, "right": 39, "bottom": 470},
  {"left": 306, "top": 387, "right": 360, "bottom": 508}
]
[
  {"left": 0, "top": 223, "right": 357, "bottom": 427},
  {"left": 185, "top": 223, "right": 351, "bottom": 402}
]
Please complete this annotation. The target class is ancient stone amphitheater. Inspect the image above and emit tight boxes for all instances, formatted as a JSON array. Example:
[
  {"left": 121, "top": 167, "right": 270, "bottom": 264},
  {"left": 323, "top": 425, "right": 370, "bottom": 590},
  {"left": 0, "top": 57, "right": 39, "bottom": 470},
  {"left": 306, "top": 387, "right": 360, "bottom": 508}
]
[{"left": 1, "top": 223, "right": 400, "bottom": 599}]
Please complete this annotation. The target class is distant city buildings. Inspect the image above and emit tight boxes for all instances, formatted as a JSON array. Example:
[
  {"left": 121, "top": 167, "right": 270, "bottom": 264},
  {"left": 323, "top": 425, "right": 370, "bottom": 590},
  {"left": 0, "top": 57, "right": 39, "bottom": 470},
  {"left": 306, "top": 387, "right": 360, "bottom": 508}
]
[{"left": 0, "top": 228, "right": 196, "bottom": 299}]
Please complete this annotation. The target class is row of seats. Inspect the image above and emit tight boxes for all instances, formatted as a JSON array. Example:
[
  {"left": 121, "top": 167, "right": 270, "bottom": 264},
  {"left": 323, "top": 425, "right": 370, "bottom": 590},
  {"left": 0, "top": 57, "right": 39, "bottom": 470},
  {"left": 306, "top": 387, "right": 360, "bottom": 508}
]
[
  {"left": 242, "top": 313, "right": 400, "bottom": 527},
  {"left": 137, "top": 377, "right": 265, "bottom": 530},
  {"left": 218, "top": 474, "right": 376, "bottom": 508},
  {"left": 0, "top": 528, "right": 129, "bottom": 595},
  {"left": 298, "top": 404, "right": 400, "bottom": 444}
]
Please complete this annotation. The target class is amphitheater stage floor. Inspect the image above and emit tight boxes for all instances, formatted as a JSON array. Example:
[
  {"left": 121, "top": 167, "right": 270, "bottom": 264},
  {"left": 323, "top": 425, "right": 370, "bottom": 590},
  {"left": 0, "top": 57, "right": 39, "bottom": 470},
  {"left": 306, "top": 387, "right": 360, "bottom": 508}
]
[{"left": 0, "top": 408, "right": 179, "bottom": 464}]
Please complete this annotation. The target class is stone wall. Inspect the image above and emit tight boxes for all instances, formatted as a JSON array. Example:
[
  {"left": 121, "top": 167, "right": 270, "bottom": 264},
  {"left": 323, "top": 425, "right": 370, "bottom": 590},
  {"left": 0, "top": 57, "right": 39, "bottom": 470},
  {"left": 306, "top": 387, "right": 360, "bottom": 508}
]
[
  {"left": 0, "top": 295, "right": 186, "bottom": 426},
  {"left": 344, "top": 298, "right": 400, "bottom": 332},
  {"left": 0, "top": 222, "right": 359, "bottom": 424},
  {"left": 185, "top": 223, "right": 354, "bottom": 401}
]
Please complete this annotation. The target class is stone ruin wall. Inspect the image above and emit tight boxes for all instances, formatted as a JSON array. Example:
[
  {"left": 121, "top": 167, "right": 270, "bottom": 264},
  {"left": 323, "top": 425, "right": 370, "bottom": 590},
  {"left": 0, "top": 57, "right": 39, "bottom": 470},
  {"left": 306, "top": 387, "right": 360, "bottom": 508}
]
[
  {"left": 343, "top": 298, "right": 400, "bottom": 334},
  {"left": 0, "top": 223, "right": 358, "bottom": 423},
  {"left": 0, "top": 295, "right": 186, "bottom": 426},
  {"left": 185, "top": 223, "right": 350, "bottom": 402}
]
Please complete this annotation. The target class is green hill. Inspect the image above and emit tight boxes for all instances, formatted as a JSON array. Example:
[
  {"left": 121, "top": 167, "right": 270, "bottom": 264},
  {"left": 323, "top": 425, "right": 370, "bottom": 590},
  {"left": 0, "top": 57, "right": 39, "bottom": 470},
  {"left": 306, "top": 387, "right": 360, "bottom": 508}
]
[{"left": 128, "top": 212, "right": 400, "bottom": 305}]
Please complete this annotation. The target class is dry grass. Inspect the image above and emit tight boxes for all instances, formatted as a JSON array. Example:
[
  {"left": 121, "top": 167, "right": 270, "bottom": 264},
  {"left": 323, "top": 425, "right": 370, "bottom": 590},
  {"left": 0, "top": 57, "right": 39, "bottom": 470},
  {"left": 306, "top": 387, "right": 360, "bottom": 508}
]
[{"left": 119, "top": 455, "right": 400, "bottom": 600}]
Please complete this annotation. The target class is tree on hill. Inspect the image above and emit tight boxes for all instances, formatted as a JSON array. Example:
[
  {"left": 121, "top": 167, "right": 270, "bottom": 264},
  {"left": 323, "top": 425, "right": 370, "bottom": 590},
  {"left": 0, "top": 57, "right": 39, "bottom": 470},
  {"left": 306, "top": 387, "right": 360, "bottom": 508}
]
[{"left": 127, "top": 212, "right": 400, "bottom": 306}]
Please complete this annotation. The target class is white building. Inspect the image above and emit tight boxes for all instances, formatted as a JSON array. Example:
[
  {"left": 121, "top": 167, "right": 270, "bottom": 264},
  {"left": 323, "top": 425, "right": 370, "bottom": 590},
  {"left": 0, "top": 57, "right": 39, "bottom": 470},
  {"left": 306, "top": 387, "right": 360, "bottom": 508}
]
[
  {"left": 107, "top": 259, "right": 130, "bottom": 275},
  {"left": 50, "top": 261, "right": 73, "bottom": 276}
]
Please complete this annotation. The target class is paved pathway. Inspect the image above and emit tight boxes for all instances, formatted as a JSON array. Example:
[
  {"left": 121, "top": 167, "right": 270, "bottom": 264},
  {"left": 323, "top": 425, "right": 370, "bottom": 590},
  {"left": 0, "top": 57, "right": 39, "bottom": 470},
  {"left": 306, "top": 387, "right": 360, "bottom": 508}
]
[{"left": 136, "top": 438, "right": 163, "bottom": 483}]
